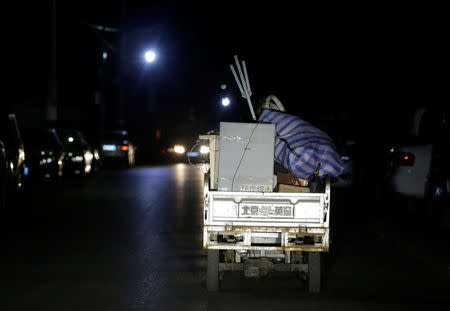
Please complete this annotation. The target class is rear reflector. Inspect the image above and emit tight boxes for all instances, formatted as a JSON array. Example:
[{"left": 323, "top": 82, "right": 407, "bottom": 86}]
[{"left": 397, "top": 152, "right": 415, "bottom": 166}]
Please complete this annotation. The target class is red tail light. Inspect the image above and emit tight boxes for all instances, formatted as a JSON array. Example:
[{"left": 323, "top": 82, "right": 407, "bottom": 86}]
[
  {"left": 397, "top": 152, "right": 415, "bottom": 166},
  {"left": 121, "top": 145, "right": 129, "bottom": 151}
]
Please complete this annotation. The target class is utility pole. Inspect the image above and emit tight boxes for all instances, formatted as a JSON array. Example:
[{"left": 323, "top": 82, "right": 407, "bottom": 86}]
[
  {"left": 119, "top": 0, "right": 128, "bottom": 128},
  {"left": 81, "top": 23, "right": 119, "bottom": 146},
  {"left": 47, "top": 0, "right": 57, "bottom": 121}
]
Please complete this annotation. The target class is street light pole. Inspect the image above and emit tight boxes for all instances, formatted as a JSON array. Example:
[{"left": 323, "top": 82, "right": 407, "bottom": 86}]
[
  {"left": 47, "top": 0, "right": 57, "bottom": 122},
  {"left": 119, "top": 0, "right": 128, "bottom": 129}
]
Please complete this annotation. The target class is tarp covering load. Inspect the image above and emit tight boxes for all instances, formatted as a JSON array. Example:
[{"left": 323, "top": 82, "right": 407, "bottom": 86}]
[{"left": 259, "top": 109, "right": 344, "bottom": 178}]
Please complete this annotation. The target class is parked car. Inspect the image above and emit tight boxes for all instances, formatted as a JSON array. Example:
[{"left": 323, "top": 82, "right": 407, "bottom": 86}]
[
  {"left": 0, "top": 113, "right": 28, "bottom": 203},
  {"left": 22, "top": 128, "right": 65, "bottom": 182},
  {"left": 58, "top": 129, "right": 96, "bottom": 176},
  {"left": 385, "top": 107, "right": 449, "bottom": 225},
  {"left": 101, "top": 130, "right": 135, "bottom": 167},
  {"left": 386, "top": 108, "right": 449, "bottom": 196}
]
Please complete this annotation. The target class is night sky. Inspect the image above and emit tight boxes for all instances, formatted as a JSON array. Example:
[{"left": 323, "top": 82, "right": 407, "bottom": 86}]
[{"left": 4, "top": 2, "right": 449, "bottom": 148}]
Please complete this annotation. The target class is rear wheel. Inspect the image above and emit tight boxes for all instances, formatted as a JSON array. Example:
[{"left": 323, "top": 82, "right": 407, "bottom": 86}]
[
  {"left": 207, "top": 249, "right": 219, "bottom": 291},
  {"left": 308, "top": 252, "right": 321, "bottom": 293}
]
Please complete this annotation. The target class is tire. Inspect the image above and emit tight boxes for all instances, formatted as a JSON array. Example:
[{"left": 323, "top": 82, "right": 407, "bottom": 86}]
[
  {"left": 308, "top": 252, "right": 321, "bottom": 293},
  {"left": 207, "top": 249, "right": 219, "bottom": 291}
]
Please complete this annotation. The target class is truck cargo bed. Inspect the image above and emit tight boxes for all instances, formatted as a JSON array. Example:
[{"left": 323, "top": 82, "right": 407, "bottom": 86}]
[{"left": 203, "top": 175, "right": 331, "bottom": 252}]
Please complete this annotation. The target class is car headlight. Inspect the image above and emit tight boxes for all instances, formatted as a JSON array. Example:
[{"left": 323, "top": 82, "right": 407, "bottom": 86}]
[
  {"left": 174, "top": 145, "right": 185, "bottom": 154},
  {"left": 39, "top": 158, "right": 53, "bottom": 165},
  {"left": 84, "top": 151, "right": 93, "bottom": 161},
  {"left": 199, "top": 145, "right": 210, "bottom": 154},
  {"left": 19, "top": 148, "right": 25, "bottom": 161},
  {"left": 71, "top": 156, "right": 84, "bottom": 162}
]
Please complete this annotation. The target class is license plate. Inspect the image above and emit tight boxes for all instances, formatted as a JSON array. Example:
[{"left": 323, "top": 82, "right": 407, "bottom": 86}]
[
  {"left": 239, "top": 203, "right": 294, "bottom": 218},
  {"left": 102, "top": 144, "right": 116, "bottom": 151}
]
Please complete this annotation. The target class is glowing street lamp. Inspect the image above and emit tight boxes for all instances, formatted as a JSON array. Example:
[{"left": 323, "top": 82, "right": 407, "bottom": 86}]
[
  {"left": 221, "top": 97, "right": 230, "bottom": 107},
  {"left": 144, "top": 50, "right": 157, "bottom": 63}
]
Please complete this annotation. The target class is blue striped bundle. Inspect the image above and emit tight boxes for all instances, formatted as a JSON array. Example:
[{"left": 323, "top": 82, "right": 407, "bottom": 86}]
[{"left": 259, "top": 109, "right": 344, "bottom": 178}]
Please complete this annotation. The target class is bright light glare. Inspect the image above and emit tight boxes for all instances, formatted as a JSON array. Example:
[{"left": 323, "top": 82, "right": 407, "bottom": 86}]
[
  {"left": 221, "top": 97, "right": 230, "bottom": 107},
  {"left": 174, "top": 145, "right": 185, "bottom": 154},
  {"left": 71, "top": 156, "right": 84, "bottom": 162},
  {"left": 84, "top": 152, "right": 93, "bottom": 161},
  {"left": 144, "top": 50, "right": 156, "bottom": 63},
  {"left": 200, "top": 145, "right": 210, "bottom": 154},
  {"left": 40, "top": 158, "right": 53, "bottom": 165},
  {"left": 68, "top": 137, "right": 74, "bottom": 143}
]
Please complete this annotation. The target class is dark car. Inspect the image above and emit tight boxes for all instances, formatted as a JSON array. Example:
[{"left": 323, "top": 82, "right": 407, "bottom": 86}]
[
  {"left": 0, "top": 113, "right": 28, "bottom": 204},
  {"left": 161, "top": 140, "right": 189, "bottom": 163},
  {"left": 22, "top": 128, "right": 65, "bottom": 182},
  {"left": 101, "top": 130, "right": 135, "bottom": 167},
  {"left": 158, "top": 132, "right": 196, "bottom": 164},
  {"left": 58, "top": 129, "right": 96, "bottom": 176}
]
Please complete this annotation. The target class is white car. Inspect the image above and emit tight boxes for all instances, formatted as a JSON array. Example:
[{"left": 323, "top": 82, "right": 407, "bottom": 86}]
[
  {"left": 386, "top": 107, "right": 449, "bottom": 225},
  {"left": 388, "top": 108, "right": 449, "bottom": 197}
]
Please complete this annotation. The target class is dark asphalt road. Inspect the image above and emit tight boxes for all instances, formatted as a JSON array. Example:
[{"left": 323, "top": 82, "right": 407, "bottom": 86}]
[{"left": 1, "top": 164, "right": 449, "bottom": 310}]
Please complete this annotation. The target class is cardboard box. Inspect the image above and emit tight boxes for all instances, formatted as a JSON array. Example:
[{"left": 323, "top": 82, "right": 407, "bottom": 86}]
[
  {"left": 278, "top": 184, "right": 310, "bottom": 193},
  {"left": 276, "top": 172, "right": 308, "bottom": 186}
]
